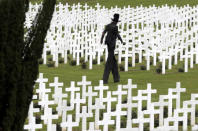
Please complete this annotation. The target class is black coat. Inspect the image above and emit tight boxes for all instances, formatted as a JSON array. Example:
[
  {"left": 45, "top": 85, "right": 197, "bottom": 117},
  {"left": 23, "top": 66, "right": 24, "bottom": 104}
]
[{"left": 101, "top": 22, "right": 123, "bottom": 50}]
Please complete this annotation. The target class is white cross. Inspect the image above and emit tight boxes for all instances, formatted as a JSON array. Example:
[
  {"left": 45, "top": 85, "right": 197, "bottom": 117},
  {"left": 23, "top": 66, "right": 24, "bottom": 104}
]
[
  {"left": 65, "top": 81, "right": 80, "bottom": 107},
  {"left": 191, "top": 94, "right": 198, "bottom": 125},
  {"left": 153, "top": 95, "right": 169, "bottom": 126},
  {"left": 143, "top": 50, "right": 151, "bottom": 70},
  {"left": 77, "top": 75, "right": 91, "bottom": 99},
  {"left": 121, "top": 44, "right": 130, "bottom": 71},
  {"left": 173, "top": 108, "right": 189, "bottom": 130},
  {"left": 73, "top": 45, "right": 82, "bottom": 65},
  {"left": 32, "top": 94, "right": 37, "bottom": 100},
  {"left": 103, "top": 91, "right": 117, "bottom": 113},
  {"left": 167, "top": 89, "right": 177, "bottom": 117},
  {"left": 95, "top": 3, "right": 101, "bottom": 10},
  {"left": 64, "top": 49, "right": 68, "bottom": 64},
  {"left": 96, "top": 45, "right": 104, "bottom": 65},
  {"left": 131, "top": 44, "right": 136, "bottom": 67},
  {"left": 142, "top": 83, "right": 157, "bottom": 108},
  {"left": 83, "top": 3, "right": 89, "bottom": 10},
  {"left": 28, "top": 102, "right": 40, "bottom": 120},
  {"left": 71, "top": 4, "right": 76, "bottom": 11},
  {"left": 123, "top": 79, "right": 138, "bottom": 129},
  {"left": 88, "top": 122, "right": 101, "bottom": 131},
  {"left": 42, "top": 47, "right": 47, "bottom": 64},
  {"left": 24, "top": 116, "right": 42, "bottom": 130},
  {"left": 36, "top": 73, "right": 48, "bottom": 86},
  {"left": 36, "top": 83, "right": 51, "bottom": 100},
  {"left": 92, "top": 98, "right": 105, "bottom": 129},
  {"left": 183, "top": 94, "right": 198, "bottom": 126},
  {"left": 87, "top": 49, "right": 94, "bottom": 69},
  {"left": 38, "top": 94, "right": 54, "bottom": 109},
  {"left": 123, "top": 79, "right": 137, "bottom": 100},
  {"left": 158, "top": 52, "right": 169, "bottom": 74},
  {"left": 39, "top": 95, "right": 54, "bottom": 124},
  {"left": 36, "top": 73, "right": 48, "bottom": 84},
  {"left": 77, "top": 3, "right": 82, "bottom": 10},
  {"left": 181, "top": 47, "right": 190, "bottom": 72},
  {"left": 85, "top": 86, "right": 98, "bottom": 113},
  {"left": 132, "top": 90, "right": 147, "bottom": 117},
  {"left": 163, "top": 116, "right": 178, "bottom": 130},
  {"left": 94, "top": 80, "right": 108, "bottom": 100},
  {"left": 61, "top": 115, "right": 79, "bottom": 131},
  {"left": 61, "top": 100, "right": 69, "bottom": 123},
  {"left": 56, "top": 88, "right": 68, "bottom": 116},
  {"left": 189, "top": 44, "right": 194, "bottom": 69},
  {"left": 132, "top": 111, "right": 150, "bottom": 131},
  {"left": 79, "top": 106, "right": 93, "bottom": 130},
  {"left": 113, "top": 102, "right": 127, "bottom": 130},
  {"left": 49, "top": 77, "right": 63, "bottom": 104},
  {"left": 143, "top": 103, "right": 160, "bottom": 130},
  {"left": 65, "top": 3, "right": 70, "bottom": 9},
  {"left": 98, "top": 113, "right": 114, "bottom": 131},
  {"left": 172, "top": 82, "right": 186, "bottom": 109},
  {"left": 195, "top": 41, "right": 198, "bottom": 64},
  {"left": 111, "top": 85, "right": 128, "bottom": 129},
  {"left": 112, "top": 85, "right": 127, "bottom": 105},
  {"left": 41, "top": 108, "right": 58, "bottom": 129},
  {"left": 46, "top": 108, "right": 58, "bottom": 131},
  {"left": 192, "top": 125, "right": 198, "bottom": 131},
  {"left": 74, "top": 93, "right": 86, "bottom": 122}
]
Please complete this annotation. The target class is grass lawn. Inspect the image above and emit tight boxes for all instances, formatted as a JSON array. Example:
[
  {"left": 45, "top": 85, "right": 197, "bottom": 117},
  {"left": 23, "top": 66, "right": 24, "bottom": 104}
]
[{"left": 39, "top": 55, "right": 198, "bottom": 104}]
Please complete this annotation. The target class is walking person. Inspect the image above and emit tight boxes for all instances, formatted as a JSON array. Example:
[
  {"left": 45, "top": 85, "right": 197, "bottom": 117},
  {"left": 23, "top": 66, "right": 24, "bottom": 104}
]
[{"left": 100, "top": 13, "right": 125, "bottom": 84}]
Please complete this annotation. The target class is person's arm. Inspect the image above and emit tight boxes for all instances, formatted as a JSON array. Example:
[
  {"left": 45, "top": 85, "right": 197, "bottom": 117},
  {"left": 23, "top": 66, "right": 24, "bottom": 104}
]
[
  {"left": 116, "top": 26, "right": 124, "bottom": 44},
  {"left": 100, "top": 26, "right": 107, "bottom": 44},
  {"left": 118, "top": 33, "right": 123, "bottom": 43}
]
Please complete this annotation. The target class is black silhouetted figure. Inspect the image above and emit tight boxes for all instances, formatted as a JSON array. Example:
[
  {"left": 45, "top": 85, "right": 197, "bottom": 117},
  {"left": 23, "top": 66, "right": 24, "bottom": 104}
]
[{"left": 100, "top": 13, "right": 124, "bottom": 84}]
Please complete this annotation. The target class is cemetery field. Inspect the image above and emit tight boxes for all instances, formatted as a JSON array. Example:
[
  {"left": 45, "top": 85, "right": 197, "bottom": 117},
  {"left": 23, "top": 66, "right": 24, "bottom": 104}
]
[
  {"left": 38, "top": 55, "right": 198, "bottom": 106},
  {"left": 30, "top": 0, "right": 198, "bottom": 8},
  {"left": 25, "top": 1, "right": 198, "bottom": 130},
  {"left": 36, "top": 56, "right": 198, "bottom": 130}
]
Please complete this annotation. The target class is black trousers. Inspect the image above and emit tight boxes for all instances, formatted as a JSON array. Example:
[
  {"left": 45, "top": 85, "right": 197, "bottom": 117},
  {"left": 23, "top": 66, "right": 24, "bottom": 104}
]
[{"left": 103, "top": 48, "right": 120, "bottom": 83}]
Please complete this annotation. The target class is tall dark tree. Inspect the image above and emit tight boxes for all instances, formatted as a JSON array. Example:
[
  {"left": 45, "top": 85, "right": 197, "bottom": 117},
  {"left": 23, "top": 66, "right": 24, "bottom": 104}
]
[{"left": 0, "top": 0, "right": 56, "bottom": 130}]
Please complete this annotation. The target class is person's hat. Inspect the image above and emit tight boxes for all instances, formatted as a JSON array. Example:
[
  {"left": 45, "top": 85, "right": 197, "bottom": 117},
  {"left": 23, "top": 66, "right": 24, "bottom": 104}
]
[{"left": 111, "top": 13, "right": 121, "bottom": 22}]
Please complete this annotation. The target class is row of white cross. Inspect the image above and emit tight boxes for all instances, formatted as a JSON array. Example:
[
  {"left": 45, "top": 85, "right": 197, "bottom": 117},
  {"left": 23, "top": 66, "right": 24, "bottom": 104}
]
[
  {"left": 24, "top": 73, "right": 198, "bottom": 131},
  {"left": 25, "top": 3, "right": 198, "bottom": 74}
]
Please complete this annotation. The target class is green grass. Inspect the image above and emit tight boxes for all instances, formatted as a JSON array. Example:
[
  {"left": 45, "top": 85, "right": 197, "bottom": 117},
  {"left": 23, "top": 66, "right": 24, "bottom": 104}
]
[
  {"left": 30, "top": 0, "right": 198, "bottom": 8},
  {"left": 39, "top": 55, "right": 198, "bottom": 104}
]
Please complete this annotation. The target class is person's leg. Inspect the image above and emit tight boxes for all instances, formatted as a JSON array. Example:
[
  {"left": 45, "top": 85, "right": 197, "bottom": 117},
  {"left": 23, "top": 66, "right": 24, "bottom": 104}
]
[
  {"left": 103, "top": 50, "right": 113, "bottom": 83},
  {"left": 103, "top": 62, "right": 110, "bottom": 83},
  {"left": 112, "top": 54, "right": 120, "bottom": 82}
]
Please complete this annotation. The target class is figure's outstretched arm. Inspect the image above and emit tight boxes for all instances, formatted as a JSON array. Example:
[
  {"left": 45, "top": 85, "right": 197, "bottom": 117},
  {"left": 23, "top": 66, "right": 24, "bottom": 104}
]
[
  {"left": 100, "top": 27, "right": 107, "bottom": 44},
  {"left": 117, "top": 33, "right": 123, "bottom": 44}
]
